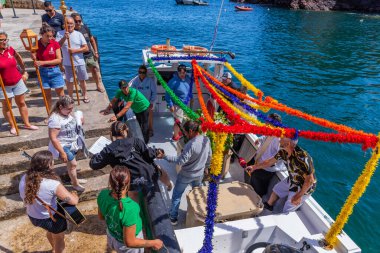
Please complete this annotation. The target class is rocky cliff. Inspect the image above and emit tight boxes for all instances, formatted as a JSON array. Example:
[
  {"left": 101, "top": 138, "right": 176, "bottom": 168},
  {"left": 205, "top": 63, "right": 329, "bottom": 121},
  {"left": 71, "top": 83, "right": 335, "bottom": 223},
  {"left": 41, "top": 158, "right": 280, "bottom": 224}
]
[{"left": 233, "top": 0, "right": 380, "bottom": 12}]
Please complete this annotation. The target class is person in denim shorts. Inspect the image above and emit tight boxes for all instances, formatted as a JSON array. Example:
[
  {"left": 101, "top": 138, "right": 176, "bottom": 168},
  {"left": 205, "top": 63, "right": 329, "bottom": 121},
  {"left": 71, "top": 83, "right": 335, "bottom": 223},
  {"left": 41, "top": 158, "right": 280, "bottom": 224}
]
[
  {"left": 48, "top": 96, "right": 87, "bottom": 192},
  {"left": 33, "top": 24, "right": 65, "bottom": 110},
  {"left": 19, "top": 150, "right": 79, "bottom": 253}
]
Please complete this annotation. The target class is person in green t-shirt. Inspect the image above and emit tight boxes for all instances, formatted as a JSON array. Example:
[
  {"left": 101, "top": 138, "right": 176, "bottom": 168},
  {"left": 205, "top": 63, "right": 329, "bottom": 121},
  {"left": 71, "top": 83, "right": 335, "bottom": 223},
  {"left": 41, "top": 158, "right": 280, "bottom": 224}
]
[
  {"left": 101, "top": 80, "right": 151, "bottom": 143},
  {"left": 97, "top": 165, "right": 163, "bottom": 252}
]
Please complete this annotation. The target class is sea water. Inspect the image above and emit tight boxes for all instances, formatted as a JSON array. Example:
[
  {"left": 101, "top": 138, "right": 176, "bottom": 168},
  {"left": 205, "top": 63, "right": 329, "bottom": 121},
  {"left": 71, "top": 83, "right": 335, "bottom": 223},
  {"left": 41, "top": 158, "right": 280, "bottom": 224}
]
[{"left": 57, "top": 0, "right": 380, "bottom": 251}]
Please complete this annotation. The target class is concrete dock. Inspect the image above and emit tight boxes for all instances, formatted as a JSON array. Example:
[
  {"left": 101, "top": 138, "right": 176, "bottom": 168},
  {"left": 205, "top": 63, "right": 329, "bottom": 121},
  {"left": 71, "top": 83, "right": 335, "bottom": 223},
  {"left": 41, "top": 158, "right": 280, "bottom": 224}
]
[{"left": 0, "top": 7, "right": 113, "bottom": 251}]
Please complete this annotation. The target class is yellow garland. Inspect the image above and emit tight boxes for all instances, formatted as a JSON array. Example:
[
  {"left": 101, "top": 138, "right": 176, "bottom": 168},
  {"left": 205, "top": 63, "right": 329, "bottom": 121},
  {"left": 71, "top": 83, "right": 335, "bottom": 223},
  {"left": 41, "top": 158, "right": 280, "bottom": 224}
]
[
  {"left": 209, "top": 133, "right": 228, "bottom": 176},
  {"left": 224, "top": 62, "right": 264, "bottom": 99},
  {"left": 325, "top": 133, "right": 380, "bottom": 247}
]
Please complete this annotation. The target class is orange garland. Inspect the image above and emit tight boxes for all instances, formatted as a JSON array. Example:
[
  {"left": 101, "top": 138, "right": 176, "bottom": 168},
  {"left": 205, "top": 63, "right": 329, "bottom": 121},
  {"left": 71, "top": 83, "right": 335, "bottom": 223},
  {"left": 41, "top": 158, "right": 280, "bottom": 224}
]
[{"left": 193, "top": 65, "right": 214, "bottom": 123}]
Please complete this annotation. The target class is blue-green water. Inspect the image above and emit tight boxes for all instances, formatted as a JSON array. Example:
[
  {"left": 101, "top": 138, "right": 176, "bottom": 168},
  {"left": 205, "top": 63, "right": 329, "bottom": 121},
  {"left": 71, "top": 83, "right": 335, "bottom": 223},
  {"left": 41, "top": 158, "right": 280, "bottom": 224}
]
[{"left": 61, "top": 0, "right": 379, "bottom": 251}]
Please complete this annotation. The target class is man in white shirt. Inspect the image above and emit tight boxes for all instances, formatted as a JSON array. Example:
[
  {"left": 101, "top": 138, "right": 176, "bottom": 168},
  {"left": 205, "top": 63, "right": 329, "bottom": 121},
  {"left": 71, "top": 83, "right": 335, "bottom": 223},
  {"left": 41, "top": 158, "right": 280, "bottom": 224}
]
[
  {"left": 130, "top": 65, "right": 157, "bottom": 136},
  {"left": 56, "top": 17, "right": 90, "bottom": 103},
  {"left": 247, "top": 113, "right": 284, "bottom": 197}
]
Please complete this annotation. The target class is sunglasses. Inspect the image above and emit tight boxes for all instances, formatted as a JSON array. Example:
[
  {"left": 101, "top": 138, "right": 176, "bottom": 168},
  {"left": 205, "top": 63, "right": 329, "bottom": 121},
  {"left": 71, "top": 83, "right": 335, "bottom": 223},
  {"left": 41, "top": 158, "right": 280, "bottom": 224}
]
[
  {"left": 138, "top": 71, "right": 147, "bottom": 74},
  {"left": 0, "top": 39, "right": 9, "bottom": 43},
  {"left": 121, "top": 85, "right": 129, "bottom": 89},
  {"left": 75, "top": 20, "right": 82, "bottom": 23},
  {"left": 45, "top": 9, "right": 54, "bottom": 12}
]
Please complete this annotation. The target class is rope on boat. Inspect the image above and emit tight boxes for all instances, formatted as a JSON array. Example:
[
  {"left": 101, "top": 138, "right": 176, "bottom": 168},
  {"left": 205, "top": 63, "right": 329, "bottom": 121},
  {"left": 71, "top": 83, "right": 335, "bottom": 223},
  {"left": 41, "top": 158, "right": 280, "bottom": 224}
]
[{"left": 209, "top": 0, "right": 225, "bottom": 51}]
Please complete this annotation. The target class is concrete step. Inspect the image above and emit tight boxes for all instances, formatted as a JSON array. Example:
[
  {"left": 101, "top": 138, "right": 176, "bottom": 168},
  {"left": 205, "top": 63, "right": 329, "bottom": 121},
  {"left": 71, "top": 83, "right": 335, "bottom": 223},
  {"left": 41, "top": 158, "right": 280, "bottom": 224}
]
[
  {"left": 0, "top": 173, "right": 109, "bottom": 221},
  {"left": 25, "top": 67, "right": 37, "bottom": 78},
  {"left": 0, "top": 158, "right": 112, "bottom": 196},
  {"left": 0, "top": 85, "right": 111, "bottom": 153},
  {"left": 0, "top": 136, "right": 102, "bottom": 175}
]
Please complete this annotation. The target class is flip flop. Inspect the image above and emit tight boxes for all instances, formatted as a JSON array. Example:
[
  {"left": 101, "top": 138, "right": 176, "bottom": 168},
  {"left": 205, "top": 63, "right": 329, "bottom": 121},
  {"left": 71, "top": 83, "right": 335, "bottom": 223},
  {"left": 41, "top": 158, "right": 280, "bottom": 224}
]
[
  {"left": 10, "top": 128, "right": 17, "bottom": 136},
  {"left": 83, "top": 98, "right": 90, "bottom": 103},
  {"left": 96, "top": 88, "right": 105, "bottom": 93},
  {"left": 23, "top": 125, "right": 39, "bottom": 130}
]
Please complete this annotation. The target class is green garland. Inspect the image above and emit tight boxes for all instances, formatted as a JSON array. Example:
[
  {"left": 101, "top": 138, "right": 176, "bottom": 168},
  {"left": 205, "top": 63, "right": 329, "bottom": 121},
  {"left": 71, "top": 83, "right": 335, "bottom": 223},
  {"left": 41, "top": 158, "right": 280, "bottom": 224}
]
[{"left": 147, "top": 59, "right": 200, "bottom": 120}]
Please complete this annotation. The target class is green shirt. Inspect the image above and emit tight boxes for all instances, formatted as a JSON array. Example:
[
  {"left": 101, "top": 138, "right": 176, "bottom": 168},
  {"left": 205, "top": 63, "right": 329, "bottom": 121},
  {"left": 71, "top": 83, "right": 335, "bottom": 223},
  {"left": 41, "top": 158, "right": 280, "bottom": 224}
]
[
  {"left": 97, "top": 189, "right": 142, "bottom": 243},
  {"left": 115, "top": 88, "right": 150, "bottom": 114}
]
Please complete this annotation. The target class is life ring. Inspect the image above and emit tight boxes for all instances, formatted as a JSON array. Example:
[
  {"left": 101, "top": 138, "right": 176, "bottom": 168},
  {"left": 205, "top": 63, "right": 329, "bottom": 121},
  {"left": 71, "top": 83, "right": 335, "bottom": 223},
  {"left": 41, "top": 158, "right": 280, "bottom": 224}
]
[
  {"left": 151, "top": 45, "right": 177, "bottom": 55},
  {"left": 182, "top": 45, "right": 208, "bottom": 55}
]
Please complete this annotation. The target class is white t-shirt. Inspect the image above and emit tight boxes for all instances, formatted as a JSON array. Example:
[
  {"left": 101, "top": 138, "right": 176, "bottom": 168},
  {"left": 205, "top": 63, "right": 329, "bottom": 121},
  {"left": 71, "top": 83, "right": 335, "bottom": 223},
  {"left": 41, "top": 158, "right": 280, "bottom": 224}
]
[
  {"left": 56, "top": 30, "right": 87, "bottom": 66},
  {"left": 48, "top": 112, "right": 78, "bottom": 158},
  {"left": 256, "top": 136, "right": 284, "bottom": 173},
  {"left": 19, "top": 175, "right": 61, "bottom": 219}
]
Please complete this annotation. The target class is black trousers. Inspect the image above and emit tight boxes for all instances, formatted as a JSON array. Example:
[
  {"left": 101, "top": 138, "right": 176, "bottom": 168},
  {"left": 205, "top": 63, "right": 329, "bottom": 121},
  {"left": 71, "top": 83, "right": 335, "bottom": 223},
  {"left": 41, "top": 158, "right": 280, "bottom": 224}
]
[
  {"left": 135, "top": 109, "right": 150, "bottom": 144},
  {"left": 250, "top": 169, "right": 275, "bottom": 197}
]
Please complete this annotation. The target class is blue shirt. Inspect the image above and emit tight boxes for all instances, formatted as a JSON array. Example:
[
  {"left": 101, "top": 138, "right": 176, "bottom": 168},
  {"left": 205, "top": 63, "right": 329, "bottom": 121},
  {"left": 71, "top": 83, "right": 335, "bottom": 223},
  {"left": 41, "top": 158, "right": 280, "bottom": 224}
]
[
  {"left": 165, "top": 73, "right": 192, "bottom": 107},
  {"left": 130, "top": 76, "right": 157, "bottom": 104},
  {"left": 41, "top": 12, "right": 64, "bottom": 34}
]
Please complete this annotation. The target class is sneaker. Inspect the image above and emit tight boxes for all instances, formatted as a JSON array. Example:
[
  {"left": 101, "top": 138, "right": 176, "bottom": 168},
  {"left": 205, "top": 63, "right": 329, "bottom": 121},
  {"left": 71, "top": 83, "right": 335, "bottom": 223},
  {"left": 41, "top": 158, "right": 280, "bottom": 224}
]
[
  {"left": 171, "top": 135, "right": 180, "bottom": 141},
  {"left": 78, "top": 179, "right": 87, "bottom": 184},
  {"left": 72, "top": 184, "right": 85, "bottom": 192},
  {"left": 170, "top": 217, "right": 178, "bottom": 225},
  {"left": 263, "top": 202, "right": 273, "bottom": 211}
]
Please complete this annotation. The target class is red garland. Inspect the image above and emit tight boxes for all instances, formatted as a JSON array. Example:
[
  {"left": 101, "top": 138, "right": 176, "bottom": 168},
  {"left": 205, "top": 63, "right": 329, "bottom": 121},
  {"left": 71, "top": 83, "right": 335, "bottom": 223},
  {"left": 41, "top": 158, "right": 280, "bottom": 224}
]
[
  {"left": 192, "top": 61, "right": 245, "bottom": 125},
  {"left": 200, "top": 122, "right": 377, "bottom": 150}
]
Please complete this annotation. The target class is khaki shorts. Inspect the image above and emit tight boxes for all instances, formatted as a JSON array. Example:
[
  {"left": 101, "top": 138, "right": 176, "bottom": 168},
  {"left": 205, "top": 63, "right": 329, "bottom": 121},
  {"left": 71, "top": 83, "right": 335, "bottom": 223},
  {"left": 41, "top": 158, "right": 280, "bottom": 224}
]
[
  {"left": 85, "top": 55, "right": 100, "bottom": 69},
  {"left": 172, "top": 105, "right": 184, "bottom": 123}
]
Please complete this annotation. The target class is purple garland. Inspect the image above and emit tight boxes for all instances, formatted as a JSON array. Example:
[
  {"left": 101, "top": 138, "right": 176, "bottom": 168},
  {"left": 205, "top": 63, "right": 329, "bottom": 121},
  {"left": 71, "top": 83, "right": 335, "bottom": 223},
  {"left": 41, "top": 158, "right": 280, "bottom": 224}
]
[
  {"left": 150, "top": 55, "right": 227, "bottom": 62},
  {"left": 205, "top": 75, "right": 290, "bottom": 128},
  {"left": 198, "top": 175, "right": 221, "bottom": 253}
]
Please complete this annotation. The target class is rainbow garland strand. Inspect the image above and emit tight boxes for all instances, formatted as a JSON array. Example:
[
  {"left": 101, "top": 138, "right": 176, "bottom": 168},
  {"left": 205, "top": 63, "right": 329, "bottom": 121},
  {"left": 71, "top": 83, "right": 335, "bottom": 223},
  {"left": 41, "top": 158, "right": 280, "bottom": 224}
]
[
  {"left": 147, "top": 58, "right": 199, "bottom": 120},
  {"left": 148, "top": 57, "right": 380, "bottom": 250},
  {"left": 324, "top": 133, "right": 380, "bottom": 247}
]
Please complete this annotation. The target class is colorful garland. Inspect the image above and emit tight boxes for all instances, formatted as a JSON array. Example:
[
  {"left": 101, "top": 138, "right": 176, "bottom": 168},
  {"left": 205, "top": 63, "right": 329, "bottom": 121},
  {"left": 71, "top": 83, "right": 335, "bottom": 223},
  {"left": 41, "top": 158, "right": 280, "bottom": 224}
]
[
  {"left": 151, "top": 55, "right": 227, "bottom": 62},
  {"left": 193, "top": 63, "right": 214, "bottom": 123},
  {"left": 200, "top": 68, "right": 271, "bottom": 113},
  {"left": 147, "top": 59, "right": 199, "bottom": 120},
  {"left": 224, "top": 61, "right": 264, "bottom": 99},
  {"left": 325, "top": 134, "right": 380, "bottom": 247},
  {"left": 199, "top": 132, "right": 227, "bottom": 253}
]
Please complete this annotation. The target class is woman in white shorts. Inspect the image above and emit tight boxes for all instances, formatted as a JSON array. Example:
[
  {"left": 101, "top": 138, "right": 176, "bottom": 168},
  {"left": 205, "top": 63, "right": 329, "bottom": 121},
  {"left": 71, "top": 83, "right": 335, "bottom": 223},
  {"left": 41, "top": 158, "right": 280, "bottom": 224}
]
[{"left": 0, "top": 31, "right": 38, "bottom": 135}]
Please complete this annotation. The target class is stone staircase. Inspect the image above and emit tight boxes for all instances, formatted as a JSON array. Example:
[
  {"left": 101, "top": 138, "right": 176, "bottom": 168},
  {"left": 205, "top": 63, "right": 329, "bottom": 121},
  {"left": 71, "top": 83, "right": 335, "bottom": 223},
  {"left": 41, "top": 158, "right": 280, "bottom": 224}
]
[{"left": 0, "top": 50, "right": 112, "bottom": 222}]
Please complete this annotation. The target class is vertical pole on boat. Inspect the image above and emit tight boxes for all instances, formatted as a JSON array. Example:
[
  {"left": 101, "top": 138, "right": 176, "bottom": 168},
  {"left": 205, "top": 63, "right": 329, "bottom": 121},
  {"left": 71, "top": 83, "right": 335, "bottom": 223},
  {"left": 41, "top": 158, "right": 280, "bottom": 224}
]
[
  {"left": 60, "top": 0, "right": 81, "bottom": 105},
  {"left": 9, "top": 0, "right": 19, "bottom": 18},
  {"left": 0, "top": 74, "right": 20, "bottom": 135},
  {"left": 323, "top": 137, "right": 380, "bottom": 249}
]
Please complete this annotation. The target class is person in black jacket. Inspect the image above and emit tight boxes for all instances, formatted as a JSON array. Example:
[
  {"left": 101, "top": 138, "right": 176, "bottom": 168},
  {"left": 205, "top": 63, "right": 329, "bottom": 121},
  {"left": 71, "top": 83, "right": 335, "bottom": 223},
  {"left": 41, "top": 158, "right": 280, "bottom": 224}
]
[{"left": 90, "top": 121, "right": 171, "bottom": 200}]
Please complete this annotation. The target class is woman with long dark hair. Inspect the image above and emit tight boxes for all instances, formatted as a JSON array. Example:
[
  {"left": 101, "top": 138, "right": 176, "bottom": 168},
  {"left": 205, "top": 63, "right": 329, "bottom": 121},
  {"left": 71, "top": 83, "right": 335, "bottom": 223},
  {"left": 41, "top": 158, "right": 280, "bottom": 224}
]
[
  {"left": 97, "top": 165, "right": 163, "bottom": 252},
  {"left": 19, "top": 150, "right": 78, "bottom": 253},
  {"left": 48, "top": 95, "right": 86, "bottom": 191}
]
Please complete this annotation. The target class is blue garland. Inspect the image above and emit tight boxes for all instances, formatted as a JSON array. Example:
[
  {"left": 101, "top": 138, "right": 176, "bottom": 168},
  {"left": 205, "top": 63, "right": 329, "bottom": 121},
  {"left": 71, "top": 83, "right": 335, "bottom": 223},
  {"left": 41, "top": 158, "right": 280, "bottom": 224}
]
[
  {"left": 150, "top": 56, "right": 227, "bottom": 62},
  {"left": 199, "top": 175, "right": 221, "bottom": 253}
]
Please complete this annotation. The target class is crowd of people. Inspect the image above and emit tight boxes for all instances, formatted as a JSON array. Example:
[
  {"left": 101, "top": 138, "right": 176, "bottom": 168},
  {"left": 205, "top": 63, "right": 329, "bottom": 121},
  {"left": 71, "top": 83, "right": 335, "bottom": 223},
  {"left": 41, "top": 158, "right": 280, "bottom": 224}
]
[
  {"left": 0, "top": 1, "right": 104, "bottom": 136},
  {"left": 8, "top": 2, "right": 317, "bottom": 251}
]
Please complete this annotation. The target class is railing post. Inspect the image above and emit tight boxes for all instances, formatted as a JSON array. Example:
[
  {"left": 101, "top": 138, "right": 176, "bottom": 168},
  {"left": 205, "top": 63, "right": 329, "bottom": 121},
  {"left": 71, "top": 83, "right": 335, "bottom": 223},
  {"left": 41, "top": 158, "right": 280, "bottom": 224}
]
[
  {"left": 10, "top": 0, "right": 19, "bottom": 18},
  {"left": 31, "top": 0, "right": 38, "bottom": 15}
]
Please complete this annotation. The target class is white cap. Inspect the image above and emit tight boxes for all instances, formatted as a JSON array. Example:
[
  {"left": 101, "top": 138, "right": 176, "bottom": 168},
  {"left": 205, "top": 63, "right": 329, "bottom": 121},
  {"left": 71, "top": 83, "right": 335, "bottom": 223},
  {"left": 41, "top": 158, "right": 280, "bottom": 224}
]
[{"left": 222, "top": 72, "right": 232, "bottom": 79}]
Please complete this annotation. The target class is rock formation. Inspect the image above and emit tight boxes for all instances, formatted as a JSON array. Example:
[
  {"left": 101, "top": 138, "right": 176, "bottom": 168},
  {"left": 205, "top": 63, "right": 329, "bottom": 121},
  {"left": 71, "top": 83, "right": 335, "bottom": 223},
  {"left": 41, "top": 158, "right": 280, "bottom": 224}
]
[{"left": 231, "top": 0, "right": 380, "bottom": 12}]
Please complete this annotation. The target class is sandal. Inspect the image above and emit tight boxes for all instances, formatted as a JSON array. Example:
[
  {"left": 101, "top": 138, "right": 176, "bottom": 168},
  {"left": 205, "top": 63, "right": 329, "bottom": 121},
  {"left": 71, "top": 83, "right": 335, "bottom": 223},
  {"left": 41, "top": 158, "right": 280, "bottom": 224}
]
[
  {"left": 23, "top": 125, "right": 39, "bottom": 130},
  {"left": 96, "top": 88, "right": 105, "bottom": 93},
  {"left": 10, "top": 128, "right": 17, "bottom": 136},
  {"left": 83, "top": 98, "right": 90, "bottom": 103}
]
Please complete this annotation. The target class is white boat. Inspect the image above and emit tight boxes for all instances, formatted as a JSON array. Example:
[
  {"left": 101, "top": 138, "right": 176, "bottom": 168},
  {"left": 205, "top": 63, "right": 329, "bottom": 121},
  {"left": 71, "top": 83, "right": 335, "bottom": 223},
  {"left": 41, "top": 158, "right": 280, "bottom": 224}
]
[
  {"left": 139, "top": 44, "right": 361, "bottom": 252},
  {"left": 178, "top": 0, "right": 209, "bottom": 6}
]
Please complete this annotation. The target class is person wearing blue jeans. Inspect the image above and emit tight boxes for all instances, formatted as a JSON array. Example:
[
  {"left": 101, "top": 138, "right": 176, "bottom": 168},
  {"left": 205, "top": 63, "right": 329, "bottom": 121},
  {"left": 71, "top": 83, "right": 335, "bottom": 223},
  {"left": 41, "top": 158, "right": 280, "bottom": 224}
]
[{"left": 161, "top": 120, "right": 212, "bottom": 225}]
